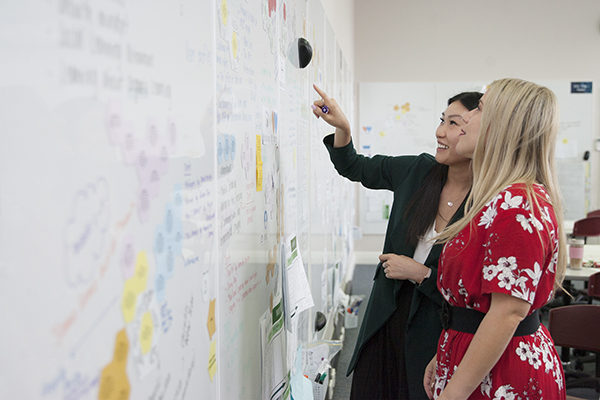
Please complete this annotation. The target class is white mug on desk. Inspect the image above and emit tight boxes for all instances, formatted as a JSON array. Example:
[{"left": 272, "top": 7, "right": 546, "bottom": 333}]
[{"left": 568, "top": 238, "right": 585, "bottom": 269}]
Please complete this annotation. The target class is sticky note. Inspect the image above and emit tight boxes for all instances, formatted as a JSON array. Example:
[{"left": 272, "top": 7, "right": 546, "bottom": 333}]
[
  {"left": 207, "top": 298, "right": 216, "bottom": 340},
  {"left": 99, "top": 329, "right": 130, "bottom": 400},
  {"left": 232, "top": 31, "right": 238, "bottom": 59},
  {"left": 133, "top": 251, "right": 149, "bottom": 293},
  {"left": 140, "top": 312, "right": 154, "bottom": 354},
  {"left": 121, "top": 281, "right": 138, "bottom": 324},
  {"left": 256, "top": 135, "right": 263, "bottom": 191},
  {"left": 221, "top": 0, "right": 228, "bottom": 26},
  {"left": 208, "top": 340, "right": 217, "bottom": 381}
]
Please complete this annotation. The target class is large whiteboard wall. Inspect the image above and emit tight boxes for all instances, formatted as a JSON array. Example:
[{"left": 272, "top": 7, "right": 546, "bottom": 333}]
[{"left": 0, "top": 1, "right": 354, "bottom": 399}]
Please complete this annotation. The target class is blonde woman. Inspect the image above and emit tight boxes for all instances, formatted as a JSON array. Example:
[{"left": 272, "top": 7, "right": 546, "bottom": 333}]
[{"left": 423, "top": 78, "right": 567, "bottom": 399}]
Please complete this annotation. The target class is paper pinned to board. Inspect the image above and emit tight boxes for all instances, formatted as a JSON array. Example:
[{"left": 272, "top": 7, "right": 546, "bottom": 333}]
[
  {"left": 260, "top": 301, "right": 288, "bottom": 400},
  {"left": 283, "top": 234, "right": 314, "bottom": 321}
]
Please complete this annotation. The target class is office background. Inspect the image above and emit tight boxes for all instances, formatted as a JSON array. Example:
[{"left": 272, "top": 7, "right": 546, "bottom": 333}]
[{"left": 350, "top": 0, "right": 600, "bottom": 259}]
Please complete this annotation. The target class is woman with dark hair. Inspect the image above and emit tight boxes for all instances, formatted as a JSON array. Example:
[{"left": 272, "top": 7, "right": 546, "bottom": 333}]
[{"left": 312, "top": 85, "right": 482, "bottom": 399}]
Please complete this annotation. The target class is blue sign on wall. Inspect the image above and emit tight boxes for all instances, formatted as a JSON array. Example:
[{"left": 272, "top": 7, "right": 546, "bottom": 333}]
[{"left": 571, "top": 82, "right": 592, "bottom": 93}]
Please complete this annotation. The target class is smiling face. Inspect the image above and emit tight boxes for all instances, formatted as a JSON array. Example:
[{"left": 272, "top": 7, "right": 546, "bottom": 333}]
[
  {"left": 435, "top": 100, "right": 472, "bottom": 167},
  {"left": 457, "top": 92, "right": 486, "bottom": 159}
]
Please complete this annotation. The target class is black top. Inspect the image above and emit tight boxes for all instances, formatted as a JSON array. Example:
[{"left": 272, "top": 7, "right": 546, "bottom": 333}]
[{"left": 324, "top": 134, "right": 467, "bottom": 399}]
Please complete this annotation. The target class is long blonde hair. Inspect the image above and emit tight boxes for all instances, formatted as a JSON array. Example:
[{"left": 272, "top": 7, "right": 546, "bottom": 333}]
[{"left": 438, "top": 78, "right": 567, "bottom": 290}]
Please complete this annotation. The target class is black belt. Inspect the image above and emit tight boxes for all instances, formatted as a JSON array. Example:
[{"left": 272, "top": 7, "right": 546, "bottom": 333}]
[{"left": 439, "top": 301, "right": 540, "bottom": 336}]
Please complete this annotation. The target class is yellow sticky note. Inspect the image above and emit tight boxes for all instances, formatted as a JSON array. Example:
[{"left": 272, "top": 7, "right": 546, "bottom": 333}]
[
  {"left": 208, "top": 340, "right": 217, "bottom": 381},
  {"left": 133, "top": 251, "right": 149, "bottom": 293},
  {"left": 140, "top": 312, "right": 154, "bottom": 354},
  {"left": 395, "top": 115, "right": 401, "bottom": 121},
  {"left": 232, "top": 31, "right": 238, "bottom": 59},
  {"left": 121, "top": 281, "right": 138, "bottom": 324},
  {"left": 221, "top": 0, "right": 228, "bottom": 26},
  {"left": 99, "top": 329, "right": 130, "bottom": 400},
  {"left": 256, "top": 135, "right": 262, "bottom": 160},
  {"left": 113, "top": 329, "right": 129, "bottom": 366},
  {"left": 562, "top": 138, "right": 569, "bottom": 144},
  {"left": 256, "top": 163, "right": 263, "bottom": 191},
  {"left": 393, "top": 104, "right": 400, "bottom": 111},
  {"left": 207, "top": 298, "right": 216, "bottom": 340},
  {"left": 256, "top": 135, "right": 263, "bottom": 192},
  {"left": 379, "top": 131, "right": 386, "bottom": 138}
]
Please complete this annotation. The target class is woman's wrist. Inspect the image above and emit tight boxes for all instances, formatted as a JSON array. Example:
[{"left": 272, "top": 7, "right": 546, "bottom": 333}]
[{"left": 418, "top": 267, "right": 432, "bottom": 285}]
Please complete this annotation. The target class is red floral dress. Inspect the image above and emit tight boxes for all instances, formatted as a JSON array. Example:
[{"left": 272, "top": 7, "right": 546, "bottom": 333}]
[{"left": 434, "top": 184, "right": 565, "bottom": 399}]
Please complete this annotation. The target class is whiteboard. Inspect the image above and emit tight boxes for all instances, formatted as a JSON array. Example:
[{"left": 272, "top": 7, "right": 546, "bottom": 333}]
[
  {"left": 357, "top": 81, "right": 487, "bottom": 234},
  {"left": 0, "top": 0, "right": 354, "bottom": 399}
]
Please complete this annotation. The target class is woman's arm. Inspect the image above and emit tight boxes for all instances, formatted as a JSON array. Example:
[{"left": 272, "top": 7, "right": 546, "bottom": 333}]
[
  {"left": 437, "top": 292, "right": 531, "bottom": 400},
  {"left": 379, "top": 253, "right": 431, "bottom": 284},
  {"left": 312, "top": 84, "right": 351, "bottom": 147}
]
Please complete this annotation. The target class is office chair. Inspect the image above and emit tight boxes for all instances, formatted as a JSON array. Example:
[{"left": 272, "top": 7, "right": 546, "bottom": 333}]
[
  {"left": 572, "top": 216, "right": 600, "bottom": 240},
  {"left": 548, "top": 305, "right": 600, "bottom": 393},
  {"left": 573, "top": 271, "right": 600, "bottom": 305},
  {"left": 587, "top": 209, "right": 600, "bottom": 218}
]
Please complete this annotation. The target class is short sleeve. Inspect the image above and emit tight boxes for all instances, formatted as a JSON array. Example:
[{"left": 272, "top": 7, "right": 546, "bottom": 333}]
[{"left": 479, "top": 188, "right": 553, "bottom": 305}]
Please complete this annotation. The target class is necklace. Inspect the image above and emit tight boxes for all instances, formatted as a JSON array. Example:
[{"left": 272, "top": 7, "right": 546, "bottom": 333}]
[
  {"left": 438, "top": 211, "right": 449, "bottom": 222},
  {"left": 444, "top": 188, "right": 470, "bottom": 208}
]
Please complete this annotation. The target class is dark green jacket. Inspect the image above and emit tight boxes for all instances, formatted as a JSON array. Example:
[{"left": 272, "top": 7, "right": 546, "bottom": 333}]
[{"left": 324, "top": 134, "right": 466, "bottom": 399}]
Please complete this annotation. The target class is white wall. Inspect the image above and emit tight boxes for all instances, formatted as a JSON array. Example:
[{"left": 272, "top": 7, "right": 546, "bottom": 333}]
[
  {"left": 322, "top": 0, "right": 355, "bottom": 67},
  {"left": 353, "top": 0, "right": 600, "bottom": 253}
]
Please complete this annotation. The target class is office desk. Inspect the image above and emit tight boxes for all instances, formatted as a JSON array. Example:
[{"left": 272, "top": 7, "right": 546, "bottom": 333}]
[
  {"left": 564, "top": 267, "right": 599, "bottom": 282},
  {"left": 562, "top": 245, "right": 599, "bottom": 305}
]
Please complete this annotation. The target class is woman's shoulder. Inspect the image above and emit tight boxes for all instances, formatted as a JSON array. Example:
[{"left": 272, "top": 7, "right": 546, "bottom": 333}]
[
  {"left": 481, "top": 183, "right": 556, "bottom": 229},
  {"left": 493, "top": 183, "right": 552, "bottom": 206}
]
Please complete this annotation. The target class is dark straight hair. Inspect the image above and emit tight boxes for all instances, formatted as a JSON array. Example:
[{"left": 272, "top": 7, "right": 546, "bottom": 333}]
[{"left": 403, "top": 92, "right": 483, "bottom": 248}]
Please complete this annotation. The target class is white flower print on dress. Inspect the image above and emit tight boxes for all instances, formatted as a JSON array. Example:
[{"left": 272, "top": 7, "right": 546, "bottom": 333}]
[
  {"left": 516, "top": 214, "right": 533, "bottom": 233},
  {"left": 479, "top": 204, "right": 498, "bottom": 229},
  {"left": 498, "top": 256, "right": 517, "bottom": 272},
  {"left": 500, "top": 191, "right": 523, "bottom": 210},
  {"left": 458, "top": 279, "right": 468, "bottom": 298},
  {"left": 512, "top": 284, "right": 532, "bottom": 303},
  {"left": 493, "top": 384, "right": 516, "bottom": 400},
  {"left": 525, "top": 262, "right": 542, "bottom": 287},
  {"left": 480, "top": 373, "right": 492, "bottom": 397},
  {"left": 528, "top": 348, "right": 543, "bottom": 370},
  {"left": 497, "top": 269, "right": 517, "bottom": 290},
  {"left": 483, "top": 264, "right": 499, "bottom": 281},
  {"left": 516, "top": 342, "right": 532, "bottom": 361},
  {"left": 540, "top": 206, "right": 552, "bottom": 224},
  {"left": 530, "top": 215, "right": 543, "bottom": 231},
  {"left": 496, "top": 256, "right": 518, "bottom": 290}
]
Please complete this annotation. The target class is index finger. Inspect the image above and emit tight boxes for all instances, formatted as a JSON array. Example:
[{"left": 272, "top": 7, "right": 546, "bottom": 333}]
[{"left": 313, "top": 84, "right": 330, "bottom": 101}]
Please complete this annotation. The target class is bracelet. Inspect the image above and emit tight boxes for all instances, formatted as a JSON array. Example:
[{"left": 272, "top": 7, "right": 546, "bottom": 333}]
[{"left": 418, "top": 268, "right": 432, "bottom": 286}]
